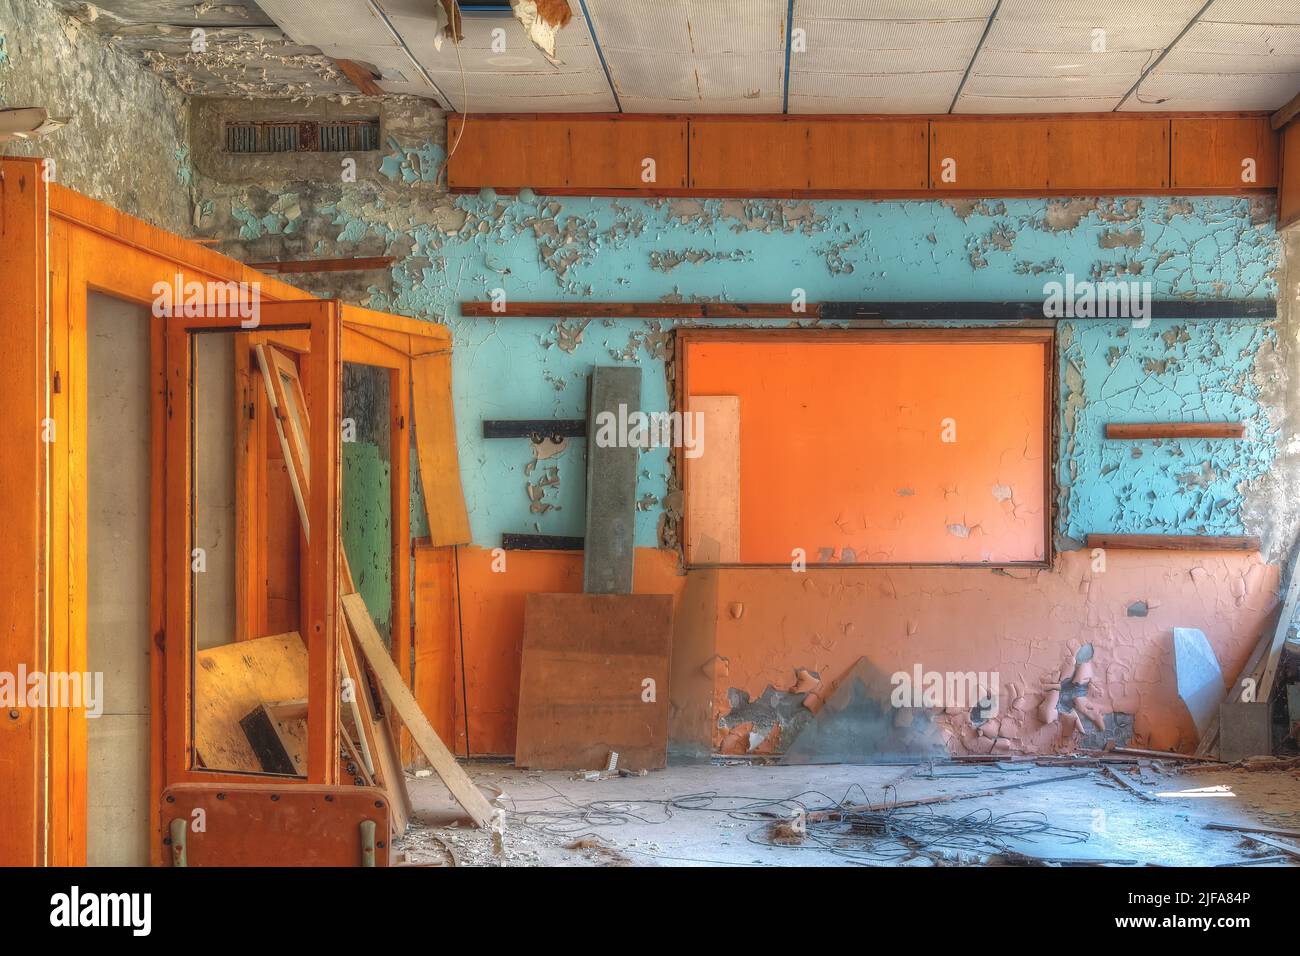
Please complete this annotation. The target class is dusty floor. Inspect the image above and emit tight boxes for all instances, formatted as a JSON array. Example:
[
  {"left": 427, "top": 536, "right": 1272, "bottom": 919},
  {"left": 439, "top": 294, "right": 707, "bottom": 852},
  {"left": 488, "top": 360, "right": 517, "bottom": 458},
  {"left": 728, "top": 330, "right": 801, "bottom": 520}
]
[{"left": 394, "top": 758, "right": 1300, "bottom": 867}]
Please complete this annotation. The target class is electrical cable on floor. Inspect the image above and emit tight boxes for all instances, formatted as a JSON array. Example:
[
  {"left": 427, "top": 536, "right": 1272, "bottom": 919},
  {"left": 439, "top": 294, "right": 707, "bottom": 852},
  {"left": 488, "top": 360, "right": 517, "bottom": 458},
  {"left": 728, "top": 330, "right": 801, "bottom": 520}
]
[{"left": 503, "top": 783, "right": 1089, "bottom": 863}]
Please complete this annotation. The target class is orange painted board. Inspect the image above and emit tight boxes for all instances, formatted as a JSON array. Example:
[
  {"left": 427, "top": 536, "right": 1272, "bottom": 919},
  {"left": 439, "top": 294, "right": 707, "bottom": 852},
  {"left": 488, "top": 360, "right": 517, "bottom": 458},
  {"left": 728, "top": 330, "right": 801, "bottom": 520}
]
[
  {"left": 566, "top": 118, "right": 688, "bottom": 189},
  {"left": 412, "top": 544, "right": 457, "bottom": 752},
  {"left": 1172, "top": 117, "right": 1279, "bottom": 189},
  {"left": 689, "top": 119, "right": 810, "bottom": 191},
  {"left": 682, "top": 334, "right": 1050, "bottom": 565},
  {"left": 515, "top": 593, "right": 672, "bottom": 771},
  {"left": 806, "top": 120, "right": 930, "bottom": 191}
]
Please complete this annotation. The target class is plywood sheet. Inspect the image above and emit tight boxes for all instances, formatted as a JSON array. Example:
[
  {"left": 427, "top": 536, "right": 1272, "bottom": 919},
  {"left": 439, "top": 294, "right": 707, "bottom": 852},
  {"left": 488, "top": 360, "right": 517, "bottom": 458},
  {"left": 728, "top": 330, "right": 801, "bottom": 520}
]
[
  {"left": 515, "top": 592, "right": 673, "bottom": 770},
  {"left": 684, "top": 395, "right": 740, "bottom": 563},
  {"left": 194, "top": 631, "right": 308, "bottom": 774}
]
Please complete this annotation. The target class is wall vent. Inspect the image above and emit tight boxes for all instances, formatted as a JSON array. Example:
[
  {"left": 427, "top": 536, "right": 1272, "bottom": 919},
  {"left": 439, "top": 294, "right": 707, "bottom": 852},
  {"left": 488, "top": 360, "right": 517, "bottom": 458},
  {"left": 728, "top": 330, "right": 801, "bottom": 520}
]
[{"left": 224, "top": 119, "right": 380, "bottom": 154}]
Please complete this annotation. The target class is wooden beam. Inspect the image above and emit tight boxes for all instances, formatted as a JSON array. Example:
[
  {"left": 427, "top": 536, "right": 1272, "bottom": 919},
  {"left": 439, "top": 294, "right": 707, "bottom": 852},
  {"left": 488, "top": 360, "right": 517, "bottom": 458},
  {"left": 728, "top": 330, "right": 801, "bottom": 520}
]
[
  {"left": 1086, "top": 534, "right": 1260, "bottom": 552},
  {"left": 333, "top": 58, "right": 384, "bottom": 97},
  {"left": 459, "top": 299, "right": 1276, "bottom": 322},
  {"left": 343, "top": 592, "right": 495, "bottom": 829},
  {"left": 1105, "top": 422, "right": 1245, "bottom": 440},
  {"left": 248, "top": 256, "right": 395, "bottom": 274},
  {"left": 1272, "top": 90, "right": 1300, "bottom": 130}
]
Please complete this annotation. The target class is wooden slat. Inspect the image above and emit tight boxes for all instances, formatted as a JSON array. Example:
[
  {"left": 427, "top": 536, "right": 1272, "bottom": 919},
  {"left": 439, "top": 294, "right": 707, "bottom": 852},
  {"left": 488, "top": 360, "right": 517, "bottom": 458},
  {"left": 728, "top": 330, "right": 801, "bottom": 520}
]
[
  {"left": 1105, "top": 422, "right": 1245, "bottom": 439},
  {"left": 1171, "top": 117, "right": 1279, "bottom": 189},
  {"left": 343, "top": 592, "right": 494, "bottom": 828},
  {"left": 1086, "top": 534, "right": 1260, "bottom": 551},
  {"left": 1273, "top": 91, "right": 1300, "bottom": 131},
  {"left": 1281, "top": 122, "right": 1300, "bottom": 230},
  {"left": 332, "top": 58, "right": 384, "bottom": 97},
  {"left": 690, "top": 119, "right": 809, "bottom": 191},
  {"left": 248, "top": 256, "right": 395, "bottom": 274},
  {"left": 567, "top": 118, "right": 688, "bottom": 189},
  {"left": 684, "top": 395, "right": 740, "bottom": 563},
  {"left": 411, "top": 352, "right": 471, "bottom": 546},
  {"left": 460, "top": 300, "right": 812, "bottom": 319},
  {"left": 807, "top": 120, "right": 929, "bottom": 191},
  {"left": 412, "top": 544, "right": 457, "bottom": 756}
]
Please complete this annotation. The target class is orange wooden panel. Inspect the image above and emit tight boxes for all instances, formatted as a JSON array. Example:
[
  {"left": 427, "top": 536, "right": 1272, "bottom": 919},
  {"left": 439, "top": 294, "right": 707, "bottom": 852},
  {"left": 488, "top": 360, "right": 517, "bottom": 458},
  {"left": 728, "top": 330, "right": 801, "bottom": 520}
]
[
  {"left": 448, "top": 115, "right": 688, "bottom": 191},
  {"left": 411, "top": 544, "right": 457, "bottom": 759},
  {"left": 806, "top": 119, "right": 930, "bottom": 190},
  {"left": 566, "top": 118, "right": 688, "bottom": 189},
  {"left": 160, "top": 783, "right": 391, "bottom": 866},
  {"left": 1281, "top": 122, "right": 1300, "bottom": 229},
  {"left": 1171, "top": 117, "right": 1279, "bottom": 189},
  {"left": 930, "top": 119, "right": 1050, "bottom": 190},
  {"left": 0, "top": 158, "right": 48, "bottom": 865},
  {"left": 1048, "top": 118, "right": 1169, "bottom": 189},
  {"left": 683, "top": 334, "right": 1050, "bottom": 565},
  {"left": 447, "top": 116, "right": 570, "bottom": 190},
  {"left": 690, "top": 118, "right": 810, "bottom": 190},
  {"left": 515, "top": 593, "right": 672, "bottom": 770}
]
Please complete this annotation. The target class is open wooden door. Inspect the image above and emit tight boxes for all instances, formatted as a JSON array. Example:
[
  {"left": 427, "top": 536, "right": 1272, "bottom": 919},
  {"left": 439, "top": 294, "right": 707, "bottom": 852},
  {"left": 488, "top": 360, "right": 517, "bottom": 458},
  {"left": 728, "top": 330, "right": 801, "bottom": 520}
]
[{"left": 160, "top": 301, "right": 341, "bottom": 791}]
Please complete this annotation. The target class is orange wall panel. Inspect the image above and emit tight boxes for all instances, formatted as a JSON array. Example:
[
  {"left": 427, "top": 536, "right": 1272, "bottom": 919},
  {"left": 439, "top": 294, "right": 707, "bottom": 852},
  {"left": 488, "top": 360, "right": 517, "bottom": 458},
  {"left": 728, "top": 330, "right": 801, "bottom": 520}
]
[
  {"left": 1171, "top": 116, "right": 1279, "bottom": 189},
  {"left": 930, "top": 119, "right": 1050, "bottom": 190},
  {"left": 448, "top": 115, "right": 688, "bottom": 192},
  {"left": 683, "top": 335, "right": 1049, "bottom": 564},
  {"left": 689, "top": 119, "right": 810, "bottom": 191},
  {"left": 1047, "top": 118, "right": 1170, "bottom": 190},
  {"left": 806, "top": 119, "right": 929, "bottom": 191}
]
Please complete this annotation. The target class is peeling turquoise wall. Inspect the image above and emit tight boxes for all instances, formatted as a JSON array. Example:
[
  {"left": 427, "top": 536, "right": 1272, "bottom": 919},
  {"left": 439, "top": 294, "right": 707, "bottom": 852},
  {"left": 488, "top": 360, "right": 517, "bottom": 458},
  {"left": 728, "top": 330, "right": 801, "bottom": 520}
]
[{"left": 219, "top": 143, "right": 1284, "bottom": 552}]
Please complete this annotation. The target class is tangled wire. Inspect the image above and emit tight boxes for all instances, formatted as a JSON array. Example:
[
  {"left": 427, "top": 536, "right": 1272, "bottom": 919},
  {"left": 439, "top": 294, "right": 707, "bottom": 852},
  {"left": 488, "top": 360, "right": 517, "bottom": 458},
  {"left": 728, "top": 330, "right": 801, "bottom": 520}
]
[{"left": 505, "top": 783, "right": 1089, "bottom": 864}]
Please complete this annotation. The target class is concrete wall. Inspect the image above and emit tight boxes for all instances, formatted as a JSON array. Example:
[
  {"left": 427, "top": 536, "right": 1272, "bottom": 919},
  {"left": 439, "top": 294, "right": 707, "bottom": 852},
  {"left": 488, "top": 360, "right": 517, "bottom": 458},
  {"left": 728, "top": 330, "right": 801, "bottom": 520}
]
[
  {"left": 185, "top": 102, "right": 1300, "bottom": 758},
  {"left": 0, "top": 0, "right": 194, "bottom": 233}
]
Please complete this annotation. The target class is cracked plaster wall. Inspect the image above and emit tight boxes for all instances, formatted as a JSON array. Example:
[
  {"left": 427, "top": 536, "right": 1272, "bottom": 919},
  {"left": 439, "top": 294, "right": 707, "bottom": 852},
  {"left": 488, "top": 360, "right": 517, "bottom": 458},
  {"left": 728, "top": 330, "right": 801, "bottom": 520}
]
[
  {"left": 186, "top": 109, "right": 1299, "bottom": 756},
  {"left": 0, "top": 0, "right": 194, "bottom": 233}
]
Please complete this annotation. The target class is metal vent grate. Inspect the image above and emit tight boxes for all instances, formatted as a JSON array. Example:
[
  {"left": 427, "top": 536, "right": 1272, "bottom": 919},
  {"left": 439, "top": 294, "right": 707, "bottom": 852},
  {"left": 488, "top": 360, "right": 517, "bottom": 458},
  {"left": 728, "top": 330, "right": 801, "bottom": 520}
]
[{"left": 224, "top": 119, "right": 380, "bottom": 154}]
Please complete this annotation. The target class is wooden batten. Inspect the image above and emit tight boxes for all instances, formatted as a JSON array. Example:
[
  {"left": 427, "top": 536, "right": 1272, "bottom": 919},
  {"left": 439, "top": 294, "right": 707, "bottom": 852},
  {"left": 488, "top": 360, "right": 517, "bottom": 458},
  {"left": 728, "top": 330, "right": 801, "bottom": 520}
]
[{"left": 1105, "top": 423, "right": 1246, "bottom": 440}]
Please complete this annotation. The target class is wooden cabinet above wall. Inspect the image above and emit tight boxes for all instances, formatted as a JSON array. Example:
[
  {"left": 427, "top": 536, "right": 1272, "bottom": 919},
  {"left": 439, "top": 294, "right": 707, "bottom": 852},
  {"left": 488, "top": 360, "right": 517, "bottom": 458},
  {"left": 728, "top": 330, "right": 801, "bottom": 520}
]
[{"left": 446, "top": 112, "right": 1280, "bottom": 200}]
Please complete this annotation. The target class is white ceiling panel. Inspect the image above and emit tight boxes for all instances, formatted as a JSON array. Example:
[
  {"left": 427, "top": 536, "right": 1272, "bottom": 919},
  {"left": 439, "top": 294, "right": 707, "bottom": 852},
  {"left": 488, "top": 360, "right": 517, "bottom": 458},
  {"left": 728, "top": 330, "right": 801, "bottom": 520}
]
[
  {"left": 788, "top": 0, "right": 993, "bottom": 113},
  {"left": 957, "top": 0, "right": 1207, "bottom": 111},
  {"left": 1122, "top": 71, "right": 1300, "bottom": 111},
  {"left": 584, "top": 0, "right": 787, "bottom": 111},
  {"left": 405, "top": 8, "right": 617, "bottom": 112},
  {"left": 1201, "top": 0, "right": 1300, "bottom": 26}
]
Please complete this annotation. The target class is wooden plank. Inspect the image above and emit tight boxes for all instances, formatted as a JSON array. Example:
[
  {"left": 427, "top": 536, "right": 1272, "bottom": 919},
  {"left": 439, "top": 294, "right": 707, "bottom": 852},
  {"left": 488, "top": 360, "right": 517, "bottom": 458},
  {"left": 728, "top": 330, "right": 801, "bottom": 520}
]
[
  {"left": 460, "top": 301, "right": 813, "bottom": 319},
  {"left": 1281, "top": 122, "right": 1300, "bottom": 230},
  {"left": 584, "top": 366, "right": 641, "bottom": 594},
  {"left": 447, "top": 116, "right": 570, "bottom": 190},
  {"left": 193, "top": 632, "right": 309, "bottom": 774},
  {"left": 1086, "top": 534, "right": 1260, "bottom": 552},
  {"left": 412, "top": 544, "right": 457, "bottom": 755},
  {"left": 1047, "top": 118, "right": 1169, "bottom": 190},
  {"left": 343, "top": 592, "right": 494, "bottom": 828},
  {"left": 332, "top": 58, "right": 384, "bottom": 96},
  {"left": 1259, "top": 549, "right": 1300, "bottom": 705},
  {"left": 339, "top": 619, "right": 409, "bottom": 832},
  {"left": 1171, "top": 117, "right": 1279, "bottom": 189},
  {"left": 0, "top": 158, "right": 48, "bottom": 865},
  {"left": 248, "top": 256, "right": 395, "bottom": 274},
  {"left": 1207, "top": 822, "right": 1300, "bottom": 839},
  {"left": 1273, "top": 91, "right": 1300, "bottom": 130},
  {"left": 411, "top": 352, "right": 471, "bottom": 546},
  {"left": 930, "top": 119, "right": 1050, "bottom": 190},
  {"left": 684, "top": 395, "right": 740, "bottom": 563},
  {"left": 515, "top": 593, "right": 673, "bottom": 770},
  {"left": 1239, "top": 833, "right": 1300, "bottom": 860},
  {"left": 1105, "top": 422, "right": 1245, "bottom": 439}
]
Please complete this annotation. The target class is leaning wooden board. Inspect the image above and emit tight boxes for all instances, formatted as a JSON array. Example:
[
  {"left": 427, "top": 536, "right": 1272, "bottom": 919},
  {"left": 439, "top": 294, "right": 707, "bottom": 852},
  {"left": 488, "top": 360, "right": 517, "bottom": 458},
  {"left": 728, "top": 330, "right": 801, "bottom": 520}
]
[
  {"left": 343, "top": 592, "right": 494, "bottom": 828},
  {"left": 515, "top": 593, "right": 673, "bottom": 771}
]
